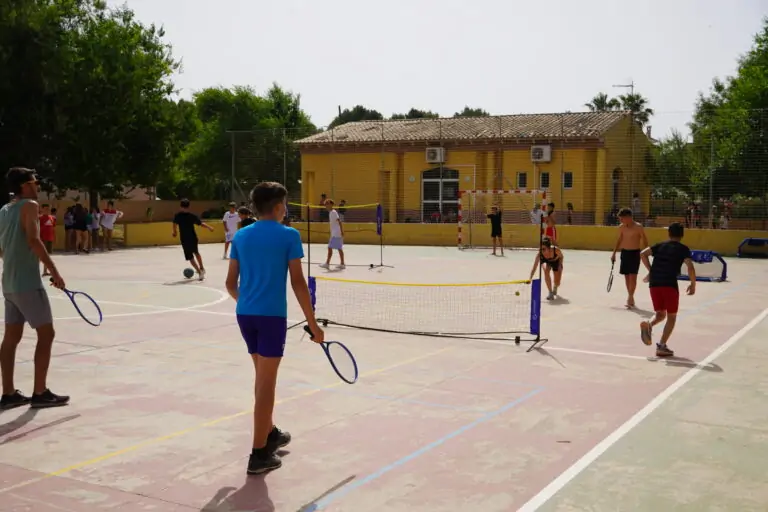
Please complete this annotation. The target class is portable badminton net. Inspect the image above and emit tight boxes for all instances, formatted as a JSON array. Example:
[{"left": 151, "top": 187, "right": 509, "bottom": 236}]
[
  {"left": 290, "top": 202, "right": 392, "bottom": 269},
  {"left": 297, "top": 275, "right": 546, "bottom": 350}
]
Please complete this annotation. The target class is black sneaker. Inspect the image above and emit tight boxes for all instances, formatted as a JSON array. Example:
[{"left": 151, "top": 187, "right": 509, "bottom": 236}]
[
  {"left": 265, "top": 426, "right": 291, "bottom": 453},
  {"left": 30, "top": 389, "right": 70, "bottom": 409},
  {"left": 656, "top": 343, "right": 674, "bottom": 358},
  {"left": 0, "top": 390, "right": 31, "bottom": 410},
  {"left": 247, "top": 448, "right": 282, "bottom": 475}
]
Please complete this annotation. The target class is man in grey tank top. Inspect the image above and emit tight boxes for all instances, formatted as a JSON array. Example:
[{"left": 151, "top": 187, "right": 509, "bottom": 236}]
[{"left": 0, "top": 168, "right": 69, "bottom": 409}]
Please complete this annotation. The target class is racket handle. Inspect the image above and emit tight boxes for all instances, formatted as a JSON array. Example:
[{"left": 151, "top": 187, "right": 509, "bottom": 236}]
[{"left": 303, "top": 325, "right": 316, "bottom": 340}]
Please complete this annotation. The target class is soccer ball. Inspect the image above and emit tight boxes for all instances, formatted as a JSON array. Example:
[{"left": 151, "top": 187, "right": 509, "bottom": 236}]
[{"left": 183, "top": 268, "right": 195, "bottom": 279}]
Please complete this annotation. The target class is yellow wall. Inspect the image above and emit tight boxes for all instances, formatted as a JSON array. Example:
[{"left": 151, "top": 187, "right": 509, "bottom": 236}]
[
  {"left": 123, "top": 221, "right": 225, "bottom": 247},
  {"left": 299, "top": 125, "right": 652, "bottom": 225},
  {"left": 294, "top": 222, "right": 763, "bottom": 256},
  {"left": 602, "top": 117, "right": 653, "bottom": 215},
  {"left": 78, "top": 220, "right": 767, "bottom": 257}
]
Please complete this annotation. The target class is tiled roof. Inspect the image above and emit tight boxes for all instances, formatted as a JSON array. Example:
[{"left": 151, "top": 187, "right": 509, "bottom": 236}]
[{"left": 296, "top": 111, "right": 630, "bottom": 145}]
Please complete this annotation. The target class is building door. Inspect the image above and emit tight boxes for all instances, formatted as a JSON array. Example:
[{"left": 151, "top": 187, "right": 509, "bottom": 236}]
[{"left": 421, "top": 168, "right": 459, "bottom": 222}]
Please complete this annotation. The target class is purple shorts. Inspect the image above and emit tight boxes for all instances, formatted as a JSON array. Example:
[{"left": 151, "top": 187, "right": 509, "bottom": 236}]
[
  {"left": 236, "top": 315, "right": 287, "bottom": 357},
  {"left": 328, "top": 236, "right": 344, "bottom": 250}
]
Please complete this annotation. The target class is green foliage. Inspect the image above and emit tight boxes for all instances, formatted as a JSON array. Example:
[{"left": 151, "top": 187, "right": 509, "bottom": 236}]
[
  {"left": 585, "top": 92, "right": 653, "bottom": 126},
  {"left": 689, "top": 17, "right": 768, "bottom": 200},
  {"left": 0, "top": 0, "right": 183, "bottom": 201},
  {"left": 454, "top": 106, "right": 490, "bottom": 117},
  {"left": 329, "top": 105, "right": 383, "bottom": 128},
  {"left": 390, "top": 108, "right": 439, "bottom": 120},
  {"left": 178, "top": 84, "right": 317, "bottom": 200}
]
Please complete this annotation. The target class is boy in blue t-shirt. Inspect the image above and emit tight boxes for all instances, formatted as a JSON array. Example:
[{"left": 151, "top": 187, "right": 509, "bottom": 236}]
[{"left": 226, "top": 181, "right": 324, "bottom": 475}]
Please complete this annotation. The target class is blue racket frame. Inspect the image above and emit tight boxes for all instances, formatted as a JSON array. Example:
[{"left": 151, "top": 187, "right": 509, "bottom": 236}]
[
  {"left": 52, "top": 279, "right": 103, "bottom": 326},
  {"left": 303, "top": 325, "right": 358, "bottom": 384}
]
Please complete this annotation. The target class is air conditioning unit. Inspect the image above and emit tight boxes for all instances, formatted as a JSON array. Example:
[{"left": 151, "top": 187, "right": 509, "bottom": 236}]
[
  {"left": 530, "top": 145, "right": 552, "bottom": 163},
  {"left": 426, "top": 147, "right": 446, "bottom": 163}
]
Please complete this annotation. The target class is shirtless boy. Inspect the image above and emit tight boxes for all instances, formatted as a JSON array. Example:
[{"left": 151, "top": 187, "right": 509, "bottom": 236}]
[{"left": 611, "top": 208, "right": 649, "bottom": 308}]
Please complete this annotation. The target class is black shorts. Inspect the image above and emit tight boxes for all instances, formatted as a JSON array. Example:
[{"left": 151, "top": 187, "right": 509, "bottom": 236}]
[
  {"left": 546, "top": 260, "right": 561, "bottom": 272},
  {"left": 181, "top": 239, "right": 199, "bottom": 261},
  {"left": 620, "top": 249, "right": 641, "bottom": 275},
  {"left": 491, "top": 227, "right": 502, "bottom": 238}
]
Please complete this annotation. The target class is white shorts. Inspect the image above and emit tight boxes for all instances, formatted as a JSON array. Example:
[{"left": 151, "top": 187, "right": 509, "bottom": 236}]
[{"left": 225, "top": 232, "right": 235, "bottom": 243}]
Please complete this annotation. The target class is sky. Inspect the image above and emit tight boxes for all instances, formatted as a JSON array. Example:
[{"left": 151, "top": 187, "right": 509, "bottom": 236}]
[{"left": 108, "top": 0, "right": 767, "bottom": 139}]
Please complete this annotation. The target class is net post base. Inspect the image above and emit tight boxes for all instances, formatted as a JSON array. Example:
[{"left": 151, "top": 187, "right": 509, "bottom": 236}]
[
  {"left": 526, "top": 337, "right": 549, "bottom": 353},
  {"left": 368, "top": 264, "right": 395, "bottom": 270}
]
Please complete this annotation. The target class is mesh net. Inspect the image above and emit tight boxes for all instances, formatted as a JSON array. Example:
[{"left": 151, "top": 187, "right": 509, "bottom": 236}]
[{"left": 306, "top": 276, "right": 538, "bottom": 340}]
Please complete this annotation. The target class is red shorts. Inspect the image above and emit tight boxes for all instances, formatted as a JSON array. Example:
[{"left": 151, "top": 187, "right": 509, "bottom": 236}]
[
  {"left": 545, "top": 226, "right": 557, "bottom": 240},
  {"left": 649, "top": 286, "right": 680, "bottom": 314}
]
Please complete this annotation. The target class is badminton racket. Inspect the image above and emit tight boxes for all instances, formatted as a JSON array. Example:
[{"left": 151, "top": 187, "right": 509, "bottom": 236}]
[
  {"left": 607, "top": 261, "right": 615, "bottom": 292},
  {"left": 303, "top": 325, "right": 358, "bottom": 384},
  {"left": 51, "top": 278, "right": 103, "bottom": 326}
]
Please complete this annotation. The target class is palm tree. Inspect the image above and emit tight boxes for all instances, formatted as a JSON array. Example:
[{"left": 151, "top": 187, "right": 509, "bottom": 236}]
[
  {"left": 618, "top": 93, "right": 654, "bottom": 127},
  {"left": 585, "top": 93, "right": 621, "bottom": 112}
]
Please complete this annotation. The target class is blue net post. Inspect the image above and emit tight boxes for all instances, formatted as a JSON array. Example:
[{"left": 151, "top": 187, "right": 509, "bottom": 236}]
[
  {"left": 308, "top": 276, "right": 317, "bottom": 312},
  {"left": 529, "top": 279, "right": 541, "bottom": 336}
]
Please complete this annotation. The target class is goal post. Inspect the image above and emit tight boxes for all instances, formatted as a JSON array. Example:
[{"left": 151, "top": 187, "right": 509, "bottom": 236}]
[{"left": 458, "top": 189, "right": 547, "bottom": 250}]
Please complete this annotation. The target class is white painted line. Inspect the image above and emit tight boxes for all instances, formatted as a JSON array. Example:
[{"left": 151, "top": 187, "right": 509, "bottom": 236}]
[
  {"left": 544, "top": 347, "right": 651, "bottom": 361},
  {"left": 45, "top": 284, "right": 231, "bottom": 322},
  {"left": 518, "top": 306, "right": 768, "bottom": 512}
]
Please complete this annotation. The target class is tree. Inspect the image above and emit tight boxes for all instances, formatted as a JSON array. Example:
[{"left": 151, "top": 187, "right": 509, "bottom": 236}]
[
  {"left": 179, "top": 84, "right": 317, "bottom": 200},
  {"left": 584, "top": 93, "right": 621, "bottom": 112},
  {"left": 390, "top": 108, "right": 439, "bottom": 120},
  {"left": 689, "top": 17, "right": 768, "bottom": 201},
  {"left": 618, "top": 93, "right": 654, "bottom": 127},
  {"left": 454, "top": 106, "right": 490, "bottom": 117},
  {"left": 328, "top": 105, "right": 383, "bottom": 128},
  {"left": 0, "top": 0, "right": 184, "bottom": 203}
]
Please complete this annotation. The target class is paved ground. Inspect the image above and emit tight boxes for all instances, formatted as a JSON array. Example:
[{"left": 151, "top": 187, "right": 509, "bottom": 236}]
[{"left": 0, "top": 242, "right": 765, "bottom": 511}]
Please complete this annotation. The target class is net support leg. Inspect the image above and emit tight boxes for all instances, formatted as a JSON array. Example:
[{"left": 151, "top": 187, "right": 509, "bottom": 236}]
[
  {"left": 369, "top": 204, "right": 394, "bottom": 270},
  {"left": 526, "top": 336, "right": 549, "bottom": 352}
]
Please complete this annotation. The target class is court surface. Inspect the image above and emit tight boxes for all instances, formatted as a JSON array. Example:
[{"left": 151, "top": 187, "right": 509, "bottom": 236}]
[{"left": 0, "top": 241, "right": 766, "bottom": 511}]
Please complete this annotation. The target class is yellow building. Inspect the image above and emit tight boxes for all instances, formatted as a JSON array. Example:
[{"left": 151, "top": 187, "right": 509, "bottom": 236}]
[{"left": 295, "top": 112, "right": 652, "bottom": 225}]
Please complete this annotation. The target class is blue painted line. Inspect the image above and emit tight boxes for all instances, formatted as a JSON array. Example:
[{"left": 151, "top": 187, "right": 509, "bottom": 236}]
[
  {"left": 677, "top": 282, "right": 747, "bottom": 319},
  {"left": 311, "top": 386, "right": 545, "bottom": 510},
  {"left": 453, "top": 376, "right": 541, "bottom": 388}
]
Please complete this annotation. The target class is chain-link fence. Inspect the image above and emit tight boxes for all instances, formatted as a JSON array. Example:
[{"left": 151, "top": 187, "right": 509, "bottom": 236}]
[{"left": 230, "top": 110, "right": 768, "bottom": 231}]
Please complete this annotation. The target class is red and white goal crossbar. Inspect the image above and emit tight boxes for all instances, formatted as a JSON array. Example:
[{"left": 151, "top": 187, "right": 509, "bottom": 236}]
[{"left": 457, "top": 189, "right": 546, "bottom": 247}]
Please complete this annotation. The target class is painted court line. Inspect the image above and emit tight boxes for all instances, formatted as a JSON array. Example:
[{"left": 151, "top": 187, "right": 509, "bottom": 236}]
[
  {"left": 517, "top": 306, "right": 768, "bottom": 512},
  {"left": 0, "top": 346, "right": 456, "bottom": 495},
  {"left": 311, "top": 386, "right": 545, "bottom": 510}
]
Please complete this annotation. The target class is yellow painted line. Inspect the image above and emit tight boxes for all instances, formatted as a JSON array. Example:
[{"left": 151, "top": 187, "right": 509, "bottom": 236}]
[
  {"left": 288, "top": 202, "right": 379, "bottom": 210},
  {"left": 315, "top": 276, "right": 531, "bottom": 287},
  {"left": 0, "top": 346, "right": 455, "bottom": 494}
]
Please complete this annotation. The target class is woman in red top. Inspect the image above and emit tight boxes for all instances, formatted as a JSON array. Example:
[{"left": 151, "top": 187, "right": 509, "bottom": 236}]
[{"left": 38, "top": 204, "right": 56, "bottom": 276}]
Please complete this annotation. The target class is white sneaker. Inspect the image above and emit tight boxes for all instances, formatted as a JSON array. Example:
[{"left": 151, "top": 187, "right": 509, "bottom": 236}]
[
  {"left": 198, "top": 269, "right": 206, "bottom": 281},
  {"left": 336, "top": 264, "right": 346, "bottom": 270},
  {"left": 546, "top": 292, "right": 555, "bottom": 300},
  {"left": 319, "top": 263, "right": 330, "bottom": 269}
]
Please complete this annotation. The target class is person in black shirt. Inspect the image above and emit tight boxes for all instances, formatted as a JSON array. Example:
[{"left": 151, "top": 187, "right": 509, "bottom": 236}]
[
  {"left": 238, "top": 206, "right": 255, "bottom": 228},
  {"left": 638, "top": 222, "right": 696, "bottom": 358},
  {"left": 487, "top": 205, "right": 503, "bottom": 256},
  {"left": 172, "top": 199, "right": 214, "bottom": 281}
]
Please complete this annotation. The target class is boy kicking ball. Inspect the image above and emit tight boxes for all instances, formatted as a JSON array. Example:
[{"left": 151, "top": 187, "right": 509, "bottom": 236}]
[
  {"left": 638, "top": 222, "right": 695, "bottom": 358},
  {"left": 319, "top": 199, "right": 345, "bottom": 270},
  {"left": 226, "top": 182, "right": 324, "bottom": 475}
]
